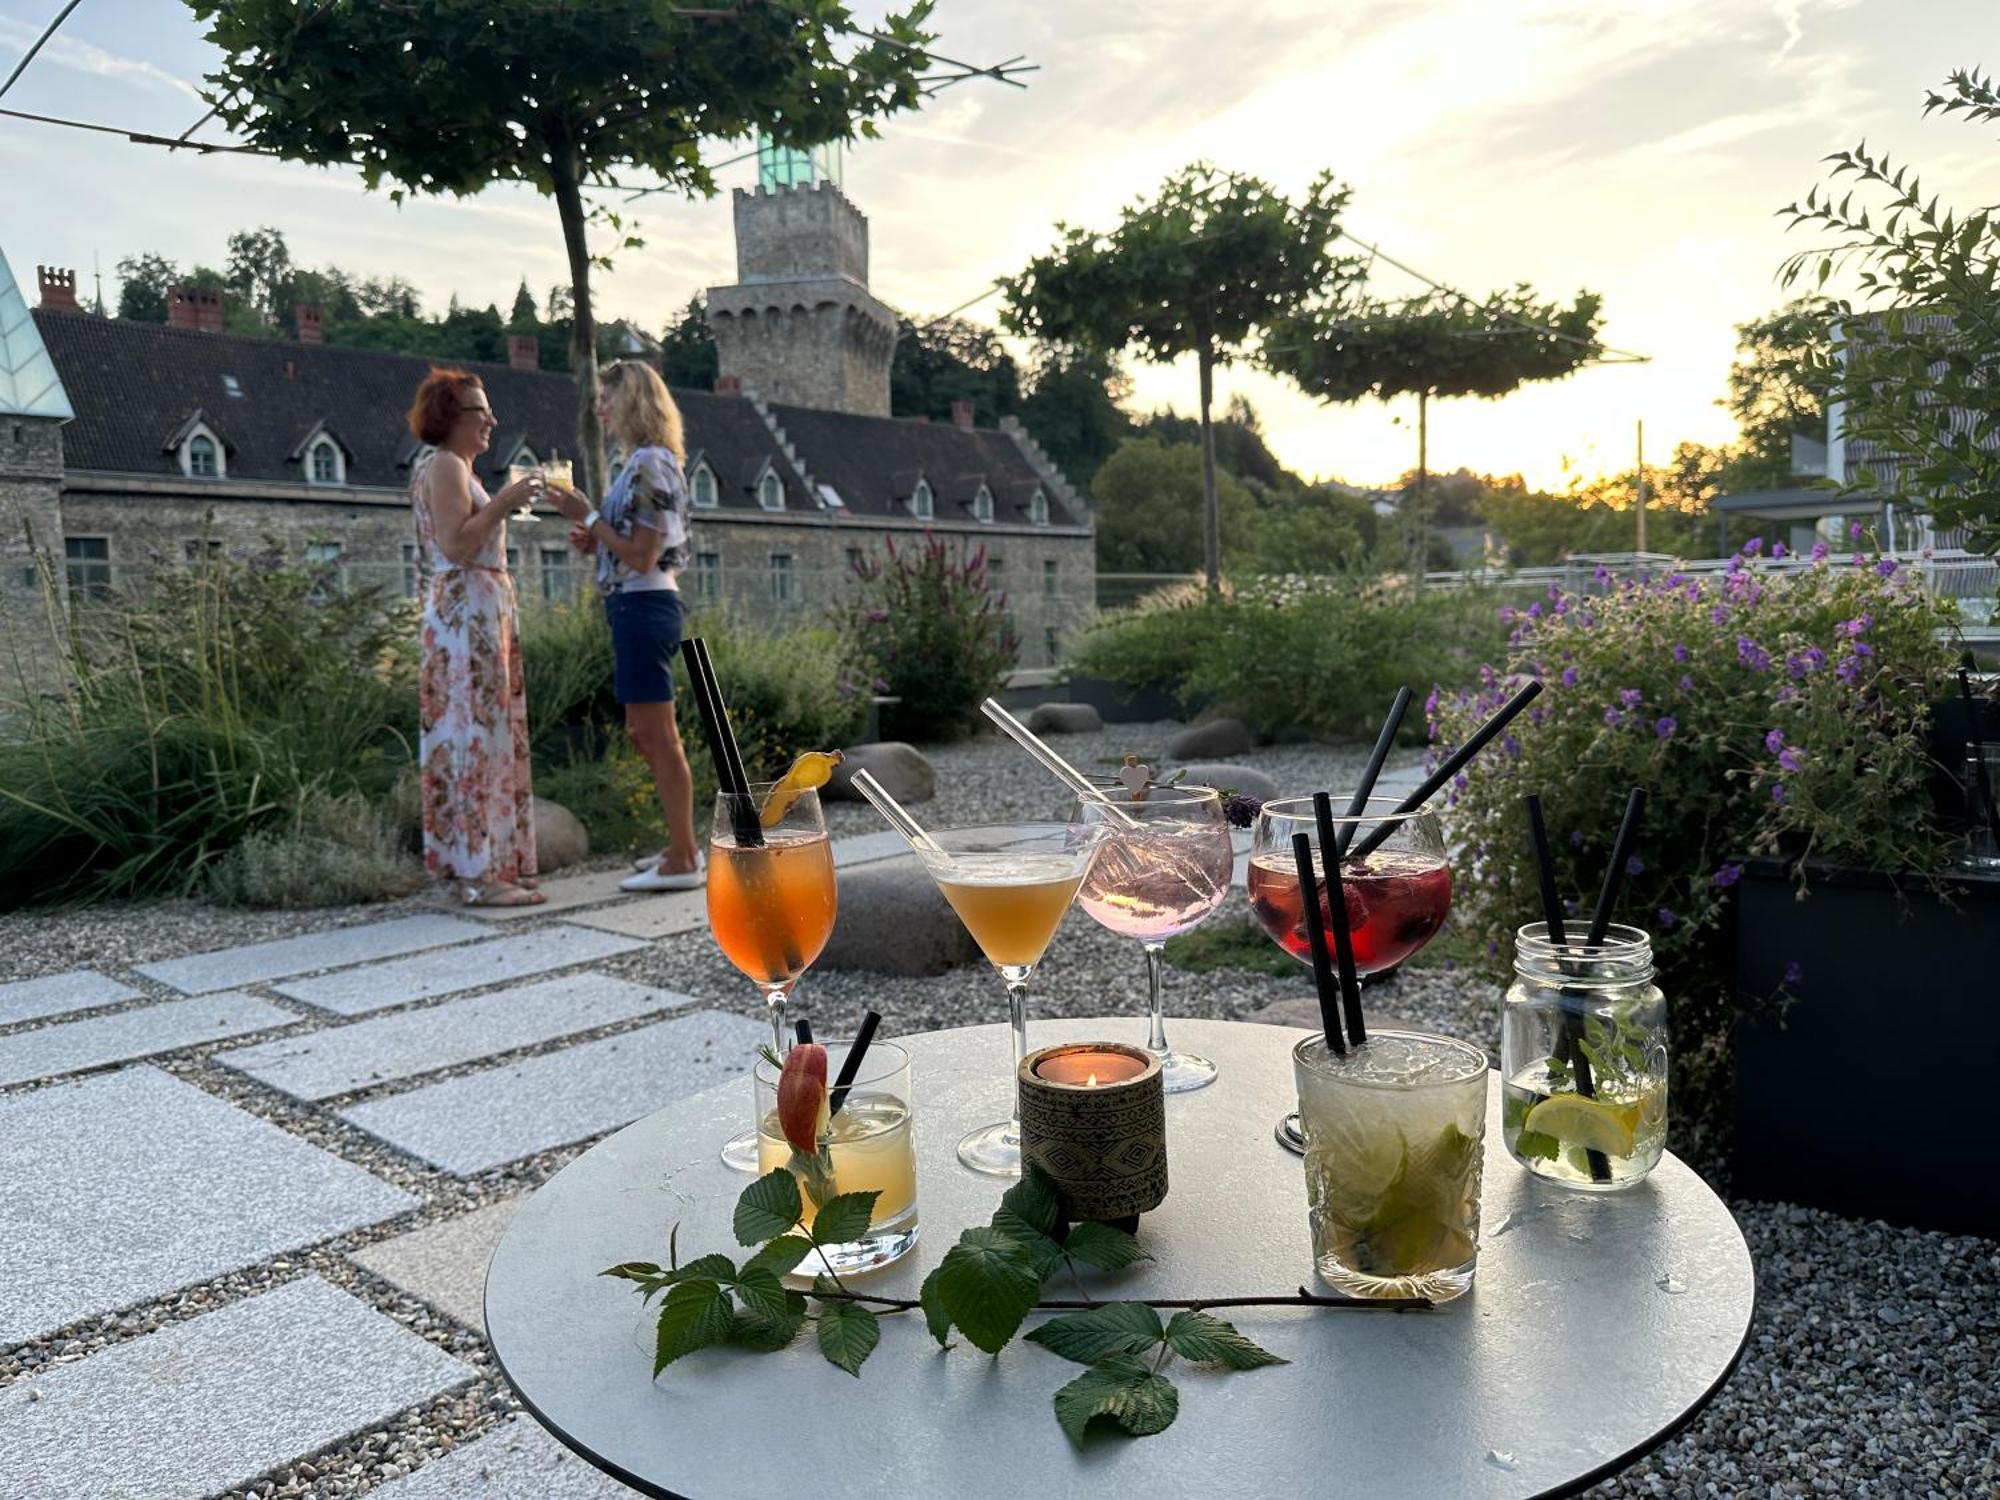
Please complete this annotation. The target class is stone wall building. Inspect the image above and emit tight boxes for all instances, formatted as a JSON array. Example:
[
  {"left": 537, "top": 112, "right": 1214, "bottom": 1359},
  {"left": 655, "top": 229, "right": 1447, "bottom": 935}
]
[{"left": 0, "top": 184, "right": 1093, "bottom": 668}]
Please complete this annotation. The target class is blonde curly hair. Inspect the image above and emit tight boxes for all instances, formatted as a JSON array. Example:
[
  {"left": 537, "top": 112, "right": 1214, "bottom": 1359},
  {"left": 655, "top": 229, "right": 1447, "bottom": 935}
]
[{"left": 601, "top": 360, "right": 684, "bottom": 462}]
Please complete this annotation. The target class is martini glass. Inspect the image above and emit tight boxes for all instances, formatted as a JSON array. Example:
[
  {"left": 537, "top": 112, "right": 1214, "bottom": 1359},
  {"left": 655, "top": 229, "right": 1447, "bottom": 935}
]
[
  {"left": 1247, "top": 796, "right": 1453, "bottom": 1151},
  {"left": 1077, "top": 785, "right": 1234, "bottom": 1093},
  {"left": 914, "top": 819, "right": 1107, "bottom": 1176},
  {"left": 707, "top": 782, "right": 838, "bottom": 1170}
]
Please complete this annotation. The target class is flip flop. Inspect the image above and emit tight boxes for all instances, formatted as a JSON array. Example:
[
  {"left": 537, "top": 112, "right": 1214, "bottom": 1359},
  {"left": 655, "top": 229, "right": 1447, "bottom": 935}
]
[{"left": 463, "top": 881, "right": 546, "bottom": 907}]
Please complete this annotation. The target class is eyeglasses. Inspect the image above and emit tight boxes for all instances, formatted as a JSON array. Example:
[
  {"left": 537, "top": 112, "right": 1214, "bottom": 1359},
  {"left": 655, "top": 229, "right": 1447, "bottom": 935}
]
[{"left": 461, "top": 405, "right": 495, "bottom": 421}]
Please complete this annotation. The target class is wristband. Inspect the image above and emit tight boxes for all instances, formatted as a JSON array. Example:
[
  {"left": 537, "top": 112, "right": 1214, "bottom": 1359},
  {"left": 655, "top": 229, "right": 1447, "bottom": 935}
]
[{"left": 582, "top": 509, "right": 601, "bottom": 532}]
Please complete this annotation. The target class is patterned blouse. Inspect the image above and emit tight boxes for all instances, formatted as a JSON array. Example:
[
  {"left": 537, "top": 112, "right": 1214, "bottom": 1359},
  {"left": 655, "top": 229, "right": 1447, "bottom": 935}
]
[{"left": 596, "top": 445, "right": 693, "bottom": 595}]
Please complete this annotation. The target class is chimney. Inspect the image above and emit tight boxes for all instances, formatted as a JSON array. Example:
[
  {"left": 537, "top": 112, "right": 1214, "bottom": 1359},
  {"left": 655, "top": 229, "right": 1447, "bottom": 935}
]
[
  {"left": 168, "top": 286, "right": 224, "bottom": 332},
  {"left": 714, "top": 374, "right": 742, "bottom": 396},
  {"left": 36, "top": 266, "right": 79, "bottom": 312},
  {"left": 507, "top": 334, "right": 539, "bottom": 370},
  {"left": 951, "top": 400, "right": 975, "bottom": 431},
  {"left": 294, "top": 304, "right": 324, "bottom": 345}
]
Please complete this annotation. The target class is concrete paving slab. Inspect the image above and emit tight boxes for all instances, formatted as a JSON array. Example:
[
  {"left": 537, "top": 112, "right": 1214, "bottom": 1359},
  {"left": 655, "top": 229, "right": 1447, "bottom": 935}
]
[
  {"left": 272, "top": 927, "right": 647, "bottom": 1017},
  {"left": 0, "top": 1067, "right": 417, "bottom": 1346},
  {"left": 461, "top": 868, "right": 641, "bottom": 922},
  {"left": 0, "top": 1276, "right": 472, "bottom": 1500},
  {"left": 0, "top": 969, "right": 143, "bottom": 1026},
  {"left": 0, "top": 993, "right": 295, "bottom": 1089},
  {"left": 565, "top": 891, "right": 707, "bottom": 941},
  {"left": 349, "top": 1197, "right": 523, "bottom": 1332},
  {"left": 371, "top": 1417, "right": 639, "bottom": 1498},
  {"left": 136, "top": 914, "right": 488, "bottom": 995},
  {"left": 830, "top": 829, "right": 910, "bottom": 869},
  {"left": 338, "top": 1009, "right": 764, "bottom": 1176},
  {"left": 218, "top": 975, "right": 694, "bottom": 1103}
]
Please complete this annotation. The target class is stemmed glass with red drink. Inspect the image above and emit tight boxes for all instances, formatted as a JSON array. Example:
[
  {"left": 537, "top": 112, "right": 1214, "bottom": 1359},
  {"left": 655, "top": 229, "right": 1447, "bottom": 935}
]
[{"left": 1248, "top": 795, "right": 1453, "bottom": 1149}]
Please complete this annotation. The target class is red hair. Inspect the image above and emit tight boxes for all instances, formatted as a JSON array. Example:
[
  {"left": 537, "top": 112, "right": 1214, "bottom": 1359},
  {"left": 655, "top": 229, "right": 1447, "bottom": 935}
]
[{"left": 406, "top": 367, "right": 483, "bottom": 444}]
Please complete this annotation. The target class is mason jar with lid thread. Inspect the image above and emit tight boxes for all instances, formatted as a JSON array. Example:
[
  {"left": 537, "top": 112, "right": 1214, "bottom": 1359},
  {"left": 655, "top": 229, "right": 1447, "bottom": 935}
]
[{"left": 1500, "top": 921, "right": 1669, "bottom": 1189}]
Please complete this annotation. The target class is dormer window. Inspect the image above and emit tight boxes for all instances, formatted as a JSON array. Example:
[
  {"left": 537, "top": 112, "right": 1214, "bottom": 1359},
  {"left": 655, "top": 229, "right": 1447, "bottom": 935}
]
[
  {"left": 912, "top": 479, "right": 934, "bottom": 520},
  {"left": 1030, "top": 490, "right": 1049, "bottom": 527},
  {"left": 307, "top": 437, "right": 344, "bottom": 486},
  {"left": 972, "top": 484, "right": 995, "bottom": 523},
  {"left": 692, "top": 462, "right": 718, "bottom": 509},
  {"left": 188, "top": 435, "right": 218, "bottom": 477},
  {"left": 758, "top": 470, "right": 785, "bottom": 511}
]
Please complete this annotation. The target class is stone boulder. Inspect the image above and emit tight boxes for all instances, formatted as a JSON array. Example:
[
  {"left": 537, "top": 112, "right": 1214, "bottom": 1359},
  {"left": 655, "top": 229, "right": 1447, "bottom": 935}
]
[
  {"left": 1024, "top": 701, "right": 1103, "bottom": 735},
  {"left": 531, "top": 798, "right": 590, "bottom": 872},
  {"left": 1168, "top": 763, "right": 1283, "bottom": 803},
  {"left": 824, "top": 741, "right": 937, "bottom": 804},
  {"left": 817, "top": 856, "right": 983, "bottom": 976},
  {"left": 1165, "top": 717, "right": 1253, "bottom": 760}
]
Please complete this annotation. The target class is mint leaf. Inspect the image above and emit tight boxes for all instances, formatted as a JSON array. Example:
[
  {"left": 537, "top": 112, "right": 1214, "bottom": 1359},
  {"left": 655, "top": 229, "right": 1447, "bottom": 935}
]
[
  {"left": 1162, "top": 1310, "right": 1287, "bottom": 1370},
  {"left": 742, "top": 1234, "right": 813, "bottom": 1279},
  {"left": 919, "top": 1269, "right": 954, "bottom": 1348},
  {"left": 1512, "top": 1128, "right": 1560, "bottom": 1162},
  {"left": 790, "top": 1148, "right": 838, "bottom": 1209},
  {"left": 729, "top": 1291, "right": 807, "bottom": 1353},
  {"left": 1062, "top": 1221, "right": 1152, "bottom": 1273},
  {"left": 733, "top": 1169, "right": 803, "bottom": 1245},
  {"left": 999, "top": 1165, "right": 1063, "bottom": 1238},
  {"left": 730, "top": 1266, "right": 791, "bottom": 1321},
  {"left": 1024, "top": 1302, "right": 1163, "bottom": 1365},
  {"left": 653, "top": 1281, "right": 733, "bottom": 1374},
  {"left": 815, "top": 1298, "right": 881, "bottom": 1377},
  {"left": 600, "top": 1261, "right": 662, "bottom": 1282},
  {"left": 992, "top": 1208, "right": 1066, "bottom": 1281},
  {"left": 1051, "top": 1355, "right": 1180, "bottom": 1446},
  {"left": 934, "top": 1227, "right": 1040, "bottom": 1353},
  {"left": 808, "top": 1191, "right": 880, "bottom": 1249}
]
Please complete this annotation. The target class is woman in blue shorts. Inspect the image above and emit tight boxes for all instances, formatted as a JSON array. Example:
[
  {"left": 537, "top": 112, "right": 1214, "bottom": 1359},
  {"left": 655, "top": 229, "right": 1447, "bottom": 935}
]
[{"left": 551, "top": 361, "right": 703, "bottom": 891}]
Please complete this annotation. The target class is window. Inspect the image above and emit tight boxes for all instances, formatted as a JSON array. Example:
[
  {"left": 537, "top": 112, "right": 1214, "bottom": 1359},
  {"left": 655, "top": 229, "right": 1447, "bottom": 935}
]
[
  {"left": 1030, "top": 490, "right": 1049, "bottom": 527},
  {"left": 911, "top": 479, "right": 934, "bottom": 520},
  {"left": 1044, "top": 625, "right": 1060, "bottom": 664},
  {"left": 986, "top": 559, "right": 1004, "bottom": 593},
  {"left": 305, "top": 540, "right": 343, "bottom": 600},
  {"left": 695, "top": 550, "right": 723, "bottom": 602},
  {"left": 183, "top": 538, "right": 223, "bottom": 565},
  {"left": 972, "top": 484, "right": 994, "bottom": 523},
  {"left": 506, "top": 546, "right": 521, "bottom": 576},
  {"left": 1043, "top": 559, "right": 1060, "bottom": 599},
  {"left": 187, "top": 434, "right": 219, "bottom": 477},
  {"left": 758, "top": 471, "right": 785, "bottom": 511},
  {"left": 221, "top": 374, "right": 243, "bottom": 399},
  {"left": 692, "top": 464, "right": 718, "bottom": 509},
  {"left": 540, "top": 547, "right": 576, "bottom": 602},
  {"left": 307, "top": 438, "right": 343, "bottom": 486},
  {"left": 402, "top": 544, "right": 421, "bottom": 599},
  {"left": 846, "top": 547, "right": 866, "bottom": 576},
  {"left": 769, "top": 552, "right": 796, "bottom": 603},
  {"left": 64, "top": 537, "right": 111, "bottom": 602}
]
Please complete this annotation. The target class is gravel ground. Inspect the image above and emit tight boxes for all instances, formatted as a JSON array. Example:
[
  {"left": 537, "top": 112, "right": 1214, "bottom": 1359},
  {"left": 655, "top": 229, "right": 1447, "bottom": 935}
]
[{"left": 0, "top": 725, "right": 1993, "bottom": 1498}]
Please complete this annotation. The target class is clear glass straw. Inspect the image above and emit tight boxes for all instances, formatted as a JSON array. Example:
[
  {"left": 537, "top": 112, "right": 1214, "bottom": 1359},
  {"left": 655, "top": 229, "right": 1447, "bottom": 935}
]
[
  {"left": 980, "top": 699, "right": 1139, "bottom": 829},
  {"left": 852, "top": 769, "right": 945, "bottom": 855}
]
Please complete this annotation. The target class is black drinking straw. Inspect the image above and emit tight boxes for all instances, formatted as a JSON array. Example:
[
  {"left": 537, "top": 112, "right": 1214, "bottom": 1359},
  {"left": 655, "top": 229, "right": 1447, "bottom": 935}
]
[
  {"left": 1523, "top": 794, "right": 1567, "bottom": 945},
  {"left": 1586, "top": 788, "right": 1648, "bottom": 945},
  {"left": 1347, "top": 681, "right": 1545, "bottom": 863},
  {"left": 1526, "top": 791, "right": 1606, "bottom": 1175},
  {"left": 827, "top": 1009, "right": 883, "bottom": 1118},
  {"left": 794, "top": 1018, "right": 813, "bottom": 1046},
  {"left": 1313, "top": 792, "right": 1367, "bottom": 1046},
  {"left": 1960, "top": 670, "right": 2000, "bottom": 850},
  {"left": 1291, "top": 832, "right": 1346, "bottom": 1054},
  {"left": 1336, "top": 687, "right": 1413, "bottom": 857},
  {"left": 680, "top": 636, "right": 763, "bottom": 848}
]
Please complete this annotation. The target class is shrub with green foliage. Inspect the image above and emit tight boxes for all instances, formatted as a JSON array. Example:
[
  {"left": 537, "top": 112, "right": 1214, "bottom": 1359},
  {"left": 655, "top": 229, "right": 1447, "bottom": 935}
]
[
  {"left": 839, "top": 533, "right": 1018, "bottom": 742},
  {"left": 1430, "top": 541, "right": 1958, "bottom": 1170},
  {"left": 206, "top": 786, "right": 424, "bottom": 908}
]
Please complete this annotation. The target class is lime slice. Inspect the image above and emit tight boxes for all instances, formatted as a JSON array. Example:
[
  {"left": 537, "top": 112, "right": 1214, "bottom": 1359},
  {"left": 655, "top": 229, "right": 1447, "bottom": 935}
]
[
  {"left": 1523, "top": 1093, "right": 1638, "bottom": 1158},
  {"left": 760, "top": 750, "right": 843, "bottom": 828}
]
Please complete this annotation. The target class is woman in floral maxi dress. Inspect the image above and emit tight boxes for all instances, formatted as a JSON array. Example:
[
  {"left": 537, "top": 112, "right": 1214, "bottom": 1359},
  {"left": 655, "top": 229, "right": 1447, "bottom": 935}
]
[{"left": 407, "top": 369, "right": 546, "bottom": 906}]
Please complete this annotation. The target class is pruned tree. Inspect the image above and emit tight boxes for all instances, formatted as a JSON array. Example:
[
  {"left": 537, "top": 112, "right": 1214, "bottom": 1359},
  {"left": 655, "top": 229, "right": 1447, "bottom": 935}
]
[{"left": 1002, "top": 163, "right": 1357, "bottom": 598}]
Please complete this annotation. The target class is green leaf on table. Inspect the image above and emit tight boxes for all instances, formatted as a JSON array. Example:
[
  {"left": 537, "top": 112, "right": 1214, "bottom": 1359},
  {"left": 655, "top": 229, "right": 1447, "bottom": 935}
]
[
  {"left": 742, "top": 1234, "right": 813, "bottom": 1279},
  {"left": 999, "top": 1165, "right": 1063, "bottom": 1238},
  {"left": 1051, "top": 1355, "right": 1180, "bottom": 1446},
  {"left": 815, "top": 1297, "right": 882, "bottom": 1377},
  {"left": 1162, "top": 1310, "right": 1287, "bottom": 1370},
  {"left": 807, "top": 1191, "right": 881, "bottom": 1250},
  {"left": 734, "top": 1169, "right": 803, "bottom": 1245},
  {"left": 919, "top": 1268, "right": 955, "bottom": 1348},
  {"left": 600, "top": 1261, "right": 662, "bottom": 1283},
  {"left": 934, "top": 1227, "right": 1041, "bottom": 1353},
  {"left": 1512, "top": 1128, "right": 1560, "bottom": 1162},
  {"left": 992, "top": 1208, "right": 1066, "bottom": 1281},
  {"left": 1024, "top": 1302, "right": 1163, "bottom": 1365},
  {"left": 653, "top": 1281, "right": 734, "bottom": 1375},
  {"left": 730, "top": 1291, "right": 807, "bottom": 1353},
  {"left": 730, "top": 1266, "right": 792, "bottom": 1321},
  {"left": 1062, "top": 1221, "right": 1152, "bottom": 1273}
]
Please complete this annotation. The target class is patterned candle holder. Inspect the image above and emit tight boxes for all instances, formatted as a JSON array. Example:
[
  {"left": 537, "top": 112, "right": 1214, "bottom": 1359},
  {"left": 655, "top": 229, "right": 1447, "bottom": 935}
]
[{"left": 1018, "top": 1042, "right": 1168, "bottom": 1225}]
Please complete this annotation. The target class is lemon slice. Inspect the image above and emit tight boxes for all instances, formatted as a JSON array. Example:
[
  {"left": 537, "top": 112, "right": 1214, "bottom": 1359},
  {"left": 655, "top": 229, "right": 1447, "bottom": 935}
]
[
  {"left": 1523, "top": 1094, "right": 1639, "bottom": 1158},
  {"left": 760, "top": 750, "right": 844, "bottom": 827}
]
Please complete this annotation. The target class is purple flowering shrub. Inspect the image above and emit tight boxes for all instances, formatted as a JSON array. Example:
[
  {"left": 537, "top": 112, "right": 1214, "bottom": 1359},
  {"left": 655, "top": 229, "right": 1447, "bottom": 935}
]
[
  {"left": 1431, "top": 544, "right": 1957, "bottom": 1163},
  {"left": 839, "top": 533, "right": 1019, "bottom": 741}
]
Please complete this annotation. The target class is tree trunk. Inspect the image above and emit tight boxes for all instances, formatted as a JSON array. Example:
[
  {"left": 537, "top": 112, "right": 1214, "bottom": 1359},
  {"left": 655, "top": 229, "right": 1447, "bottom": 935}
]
[
  {"left": 548, "top": 143, "right": 607, "bottom": 500},
  {"left": 1197, "top": 344, "right": 1221, "bottom": 602}
]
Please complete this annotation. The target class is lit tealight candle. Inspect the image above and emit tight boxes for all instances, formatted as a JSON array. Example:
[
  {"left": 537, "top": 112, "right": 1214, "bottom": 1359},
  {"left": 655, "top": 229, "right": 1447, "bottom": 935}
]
[
  {"left": 1018, "top": 1042, "right": 1168, "bottom": 1225},
  {"left": 1033, "top": 1049, "right": 1149, "bottom": 1087}
]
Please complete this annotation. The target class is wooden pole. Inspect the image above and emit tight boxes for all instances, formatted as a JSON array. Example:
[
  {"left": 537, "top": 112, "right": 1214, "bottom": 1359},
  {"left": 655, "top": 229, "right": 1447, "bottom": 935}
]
[{"left": 1635, "top": 418, "right": 1646, "bottom": 554}]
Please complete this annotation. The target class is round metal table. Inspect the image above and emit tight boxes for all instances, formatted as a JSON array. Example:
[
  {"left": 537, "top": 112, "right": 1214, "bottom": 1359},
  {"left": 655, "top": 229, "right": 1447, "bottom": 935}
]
[{"left": 487, "top": 1017, "right": 1754, "bottom": 1499}]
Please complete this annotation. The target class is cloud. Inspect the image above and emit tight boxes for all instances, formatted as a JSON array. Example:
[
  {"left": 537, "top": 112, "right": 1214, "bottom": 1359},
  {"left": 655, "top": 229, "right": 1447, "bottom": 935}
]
[{"left": 0, "top": 18, "right": 202, "bottom": 102}]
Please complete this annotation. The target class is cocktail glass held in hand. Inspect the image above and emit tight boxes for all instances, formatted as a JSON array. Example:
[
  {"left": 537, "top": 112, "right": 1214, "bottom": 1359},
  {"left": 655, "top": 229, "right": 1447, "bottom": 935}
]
[
  {"left": 914, "top": 819, "right": 1106, "bottom": 1176},
  {"left": 1077, "top": 786, "right": 1234, "bottom": 1092},
  {"left": 708, "top": 782, "right": 837, "bottom": 1170},
  {"left": 506, "top": 461, "right": 544, "bottom": 523}
]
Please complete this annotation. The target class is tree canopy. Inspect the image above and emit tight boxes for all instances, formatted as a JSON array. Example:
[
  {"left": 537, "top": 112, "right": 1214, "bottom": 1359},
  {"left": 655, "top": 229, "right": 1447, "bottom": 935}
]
[
  {"left": 1722, "top": 298, "right": 1832, "bottom": 492},
  {"left": 889, "top": 315, "right": 1023, "bottom": 427}
]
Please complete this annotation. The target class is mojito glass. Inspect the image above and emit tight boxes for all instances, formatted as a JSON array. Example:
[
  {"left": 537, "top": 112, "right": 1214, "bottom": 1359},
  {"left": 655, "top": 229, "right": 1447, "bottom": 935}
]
[{"left": 1292, "top": 1030, "right": 1489, "bottom": 1302}]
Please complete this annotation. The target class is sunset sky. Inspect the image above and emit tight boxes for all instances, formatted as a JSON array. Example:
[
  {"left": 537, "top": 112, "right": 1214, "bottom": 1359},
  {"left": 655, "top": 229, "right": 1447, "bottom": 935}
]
[{"left": 2, "top": 0, "right": 1990, "bottom": 488}]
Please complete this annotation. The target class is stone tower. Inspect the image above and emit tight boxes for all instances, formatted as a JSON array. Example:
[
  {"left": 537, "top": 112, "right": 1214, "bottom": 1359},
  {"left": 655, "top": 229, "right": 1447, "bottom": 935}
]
[
  {"left": 0, "top": 252, "right": 75, "bottom": 631},
  {"left": 705, "top": 182, "right": 898, "bottom": 417}
]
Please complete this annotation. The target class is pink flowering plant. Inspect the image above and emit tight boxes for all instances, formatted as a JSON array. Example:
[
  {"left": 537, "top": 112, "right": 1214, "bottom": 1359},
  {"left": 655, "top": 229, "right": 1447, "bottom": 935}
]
[{"left": 1431, "top": 538, "right": 1958, "bottom": 1163}]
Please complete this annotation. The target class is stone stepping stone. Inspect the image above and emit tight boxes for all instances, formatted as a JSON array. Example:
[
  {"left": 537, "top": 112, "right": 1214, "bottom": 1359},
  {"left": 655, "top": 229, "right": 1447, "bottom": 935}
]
[
  {"left": 350, "top": 1197, "right": 524, "bottom": 1332},
  {"left": 830, "top": 829, "right": 911, "bottom": 869},
  {"left": 0, "top": 993, "right": 294, "bottom": 1089},
  {"left": 0, "top": 1276, "right": 473, "bottom": 1500},
  {"left": 136, "top": 914, "right": 487, "bottom": 995},
  {"left": 0, "top": 1067, "right": 416, "bottom": 1346},
  {"left": 370, "top": 1417, "right": 639, "bottom": 1498},
  {"left": 0, "top": 969, "right": 142, "bottom": 1026},
  {"left": 273, "top": 927, "right": 648, "bottom": 1017},
  {"left": 461, "top": 867, "right": 640, "bottom": 923},
  {"left": 567, "top": 889, "right": 707, "bottom": 941},
  {"left": 219, "top": 975, "right": 695, "bottom": 1103},
  {"left": 339, "top": 1008, "right": 765, "bottom": 1176}
]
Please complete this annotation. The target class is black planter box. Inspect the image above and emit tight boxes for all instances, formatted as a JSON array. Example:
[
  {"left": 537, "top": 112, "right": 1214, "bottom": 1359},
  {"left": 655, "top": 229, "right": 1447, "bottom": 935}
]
[{"left": 1732, "top": 858, "right": 2000, "bottom": 1238}]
